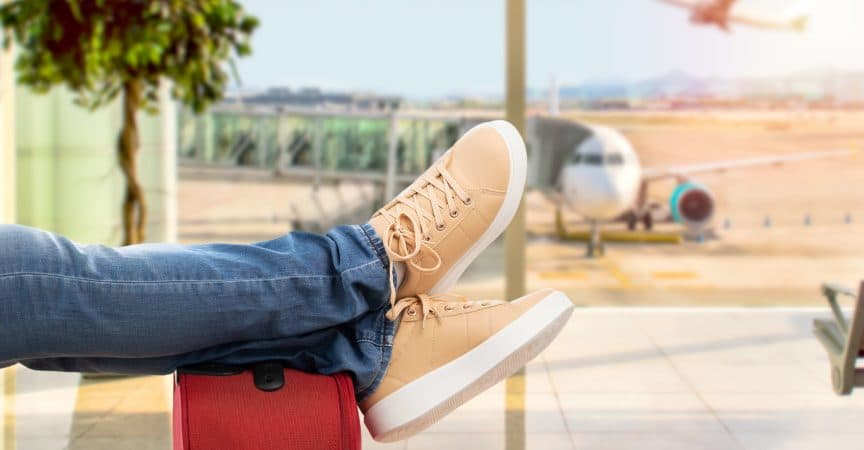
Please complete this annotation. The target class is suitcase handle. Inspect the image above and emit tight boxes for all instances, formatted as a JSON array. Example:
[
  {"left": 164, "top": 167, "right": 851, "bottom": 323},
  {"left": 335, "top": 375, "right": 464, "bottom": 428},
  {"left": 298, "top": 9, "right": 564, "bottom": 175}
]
[
  {"left": 177, "top": 361, "right": 286, "bottom": 392},
  {"left": 253, "top": 362, "right": 285, "bottom": 392}
]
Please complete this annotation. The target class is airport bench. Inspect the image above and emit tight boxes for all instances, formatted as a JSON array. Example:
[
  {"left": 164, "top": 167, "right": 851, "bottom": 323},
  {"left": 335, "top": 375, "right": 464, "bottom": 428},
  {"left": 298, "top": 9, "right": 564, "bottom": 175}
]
[{"left": 813, "top": 281, "right": 864, "bottom": 395}]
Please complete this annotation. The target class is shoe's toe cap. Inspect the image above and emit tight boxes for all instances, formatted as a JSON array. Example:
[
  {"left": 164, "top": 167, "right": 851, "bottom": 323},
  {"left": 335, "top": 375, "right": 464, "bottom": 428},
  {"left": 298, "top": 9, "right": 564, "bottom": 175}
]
[{"left": 446, "top": 120, "right": 526, "bottom": 192}]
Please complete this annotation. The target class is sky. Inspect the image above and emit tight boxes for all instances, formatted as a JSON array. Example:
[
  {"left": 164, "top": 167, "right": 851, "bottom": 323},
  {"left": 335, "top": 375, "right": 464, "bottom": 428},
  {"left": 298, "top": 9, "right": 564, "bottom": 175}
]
[{"left": 234, "top": 0, "right": 864, "bottom": 99}]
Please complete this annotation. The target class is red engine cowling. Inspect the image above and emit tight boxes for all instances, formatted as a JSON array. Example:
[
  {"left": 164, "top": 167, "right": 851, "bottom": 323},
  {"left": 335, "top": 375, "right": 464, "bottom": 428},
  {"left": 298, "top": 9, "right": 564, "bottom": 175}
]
[{"left": 669, "top": 182, "right": 715, "bottom": 227}]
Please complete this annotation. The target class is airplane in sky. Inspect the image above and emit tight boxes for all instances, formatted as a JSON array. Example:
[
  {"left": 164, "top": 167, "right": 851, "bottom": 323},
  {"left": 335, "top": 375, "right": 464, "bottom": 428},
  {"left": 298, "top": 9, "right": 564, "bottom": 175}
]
[
  {"left": 657, "top": 0, "right": 809, "bottom": 32},
  {"left": 540, "top": 122, "right": 854, "bottom": 257}
]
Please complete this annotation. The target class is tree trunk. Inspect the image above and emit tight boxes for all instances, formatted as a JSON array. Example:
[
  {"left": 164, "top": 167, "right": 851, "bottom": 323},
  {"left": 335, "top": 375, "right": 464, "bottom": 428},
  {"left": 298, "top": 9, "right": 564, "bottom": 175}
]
[{"left": 118, "top": 80, "right": 147, "bottom": 245}]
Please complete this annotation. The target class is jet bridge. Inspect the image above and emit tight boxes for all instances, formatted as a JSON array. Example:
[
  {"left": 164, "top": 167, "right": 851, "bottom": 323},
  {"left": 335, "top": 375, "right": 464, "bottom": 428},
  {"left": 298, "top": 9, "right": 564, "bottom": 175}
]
[
  {"left": 178, "top": 106, "right": 594, "bottom": 233},
  {"left": 178, "top": 106, "right": 494, "bottom": 232}
]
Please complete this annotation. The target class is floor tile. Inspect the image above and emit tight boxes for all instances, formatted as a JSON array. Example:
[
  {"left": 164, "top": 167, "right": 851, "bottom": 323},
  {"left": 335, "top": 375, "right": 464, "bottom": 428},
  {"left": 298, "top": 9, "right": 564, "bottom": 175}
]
[
  {"left": 404, "top": 432, "right": 504, "bottom": 450},
  {"left": 672, "top": 361, "right": 830, "bottom": 394},
  {"left": 526, "top": 394, "right": 568, "bottom": 434},
  {"left": 66, "top": 436, "right": 171, "bottom": 450},
  {"left": 548, "top": 359, "right": 691, "bottom": 394},
  {"left": 559, "top": 393, "right": 725, "bottom": 433},
  {"left": 569, "top": 431, "right": 743, "bottom": 450},
  {"left": 12, "top": 438, "right": 71, "bottom": 450},
  {"left": 733, "top": 432, "right": 864, "bottom": 450},
  {"left": 525, "top": 433, "right": 575, "bottom": 450},
  {"left": 703, "top": 393, "right": 864, "bottom": 434}
]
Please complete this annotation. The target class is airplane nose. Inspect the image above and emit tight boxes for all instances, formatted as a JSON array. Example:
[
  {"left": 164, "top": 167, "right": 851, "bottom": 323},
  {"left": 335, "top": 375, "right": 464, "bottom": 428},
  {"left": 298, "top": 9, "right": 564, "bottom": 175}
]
[
  {"left": 564, "top": 167, "right": 627, "bottom": 220},
  {"left": 592, "top": 182, "right": 624, "bottom": 214}
]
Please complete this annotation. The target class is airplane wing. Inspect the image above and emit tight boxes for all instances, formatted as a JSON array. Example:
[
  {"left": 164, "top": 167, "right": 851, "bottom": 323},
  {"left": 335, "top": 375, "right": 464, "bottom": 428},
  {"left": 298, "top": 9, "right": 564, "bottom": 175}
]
[
  {"left": 727, "top": 10, "right": 808, "bottom": 32},
  {"left": 642, "top": 148, "right": 855, "bottom": 181},
  {"left": 656, "top": 0, "right": 809, "bottom": 32},
  {"left": 656, "top": 0, "right": 704, "bottom": 8}
]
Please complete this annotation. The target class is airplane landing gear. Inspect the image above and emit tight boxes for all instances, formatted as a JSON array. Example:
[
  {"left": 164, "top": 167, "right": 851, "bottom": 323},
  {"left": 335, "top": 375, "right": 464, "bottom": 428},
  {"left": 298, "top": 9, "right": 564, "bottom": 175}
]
[
  {"left": 643, "top": 213, "right": 654, "bottom": 231},
  {"left": 626, "top": 214, "right": 637, "bottom": 231},
  {"left": 627, "top": 212, "right": 653, "bottom": 232},
  {"left": 587, "top": 221, "right": 605, "bottom": 258}
]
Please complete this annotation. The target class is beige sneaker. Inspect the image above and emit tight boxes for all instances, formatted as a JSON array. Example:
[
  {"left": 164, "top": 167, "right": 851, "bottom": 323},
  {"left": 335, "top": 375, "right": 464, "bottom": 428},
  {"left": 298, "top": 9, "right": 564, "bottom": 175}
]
[
  {"left": 369, "top": 120, "right": 527, "bottom": 301},
  {"left": 360, "top": 289, "right": 574, "bottom": 442}
]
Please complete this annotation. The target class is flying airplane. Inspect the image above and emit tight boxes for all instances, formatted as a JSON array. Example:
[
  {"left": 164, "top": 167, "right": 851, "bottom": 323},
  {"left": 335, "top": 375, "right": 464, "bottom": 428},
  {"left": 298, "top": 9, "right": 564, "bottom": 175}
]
[
  {"left": 536, "top": 121, "right": 854, "bottom": 257},
  {"left": 657, "top": 0, "right": 809, "bottom": 32}
]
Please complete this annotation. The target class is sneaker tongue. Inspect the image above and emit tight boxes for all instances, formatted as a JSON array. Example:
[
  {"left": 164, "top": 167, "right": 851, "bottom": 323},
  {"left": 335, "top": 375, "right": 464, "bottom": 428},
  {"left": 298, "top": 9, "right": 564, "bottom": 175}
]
[
  {"left": 429, "top": 292, "right": 466, "bottom": 303},
  {"left": 394, "top": 209, "right": 415, "bottom": 230},
  {"left": 388, "top": 174, "right": 450, "bottom": 225}
]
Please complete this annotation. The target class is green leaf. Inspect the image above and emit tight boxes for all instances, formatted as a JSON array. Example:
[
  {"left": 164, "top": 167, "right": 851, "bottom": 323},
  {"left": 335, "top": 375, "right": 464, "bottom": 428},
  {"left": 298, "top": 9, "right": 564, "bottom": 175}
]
[
  {"left": 65, "top": 0, "right": 83, "bottom": 22},
  {"left": 2, "top": 0, "right": 258, "bottom": 114}
]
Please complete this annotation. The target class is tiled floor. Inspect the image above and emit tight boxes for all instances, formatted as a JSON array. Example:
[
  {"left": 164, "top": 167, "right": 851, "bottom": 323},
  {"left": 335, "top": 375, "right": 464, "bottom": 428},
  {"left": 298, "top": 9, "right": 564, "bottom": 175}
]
[{"left": 3, "top": 308, "right": 863, "bottom": 450}]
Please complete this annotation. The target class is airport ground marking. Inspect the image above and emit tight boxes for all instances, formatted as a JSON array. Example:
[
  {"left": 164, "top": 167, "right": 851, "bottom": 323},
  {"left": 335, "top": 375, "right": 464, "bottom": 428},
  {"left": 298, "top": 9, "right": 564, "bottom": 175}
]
[
  {"left": 3, "top": 367, "right": 15, "bottom": 450},
  {"left": 652, "top": 271, "right": 700, "bottom": 280},
  {"left": 602, "top": 258, "right": 634, "bottom": 289},
  {"left": 537, "top": 270, "right": 588, "bottom": 281},
  {"left": 505, "top": 367, "right": 526, "bottom": 450}
]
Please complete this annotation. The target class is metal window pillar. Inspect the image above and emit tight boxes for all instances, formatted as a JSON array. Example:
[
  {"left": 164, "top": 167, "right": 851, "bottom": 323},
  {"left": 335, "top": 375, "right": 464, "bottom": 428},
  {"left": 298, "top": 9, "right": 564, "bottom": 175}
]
[
  {"left": 385, "top": 113, "right": 400, "bottom": 200},
  {"left": 505, "top": 0, "right": 526, "bottom": 301},
  {"left": 504, "top": 1, "right": 527, "bottom": 450}
]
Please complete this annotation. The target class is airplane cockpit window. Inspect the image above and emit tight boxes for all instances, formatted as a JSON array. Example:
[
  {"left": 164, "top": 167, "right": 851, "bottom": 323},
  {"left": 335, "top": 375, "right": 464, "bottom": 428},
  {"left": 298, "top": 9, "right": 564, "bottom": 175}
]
[
  {"left": 606, "top": 153, "right": 624, "bottom": 165},
  {"left": 583, "top": 154, "right": 603, "bottom": 165},
  {"left": 570, "top": 152, "right": 625, "bottom": 166}
]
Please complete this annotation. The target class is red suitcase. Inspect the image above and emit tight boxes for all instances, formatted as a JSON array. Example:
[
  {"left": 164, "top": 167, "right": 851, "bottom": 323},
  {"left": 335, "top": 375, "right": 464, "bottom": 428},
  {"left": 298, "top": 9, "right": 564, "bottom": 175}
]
[{"left": 173, "top": 362, "right": 361, "bottom": 450}]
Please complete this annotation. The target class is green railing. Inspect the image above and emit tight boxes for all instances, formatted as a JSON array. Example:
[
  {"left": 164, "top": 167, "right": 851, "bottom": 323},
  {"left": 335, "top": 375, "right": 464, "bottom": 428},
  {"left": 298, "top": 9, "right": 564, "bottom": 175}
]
[{"left": 178, "top": 107, "right": 465, "bottom": 177}]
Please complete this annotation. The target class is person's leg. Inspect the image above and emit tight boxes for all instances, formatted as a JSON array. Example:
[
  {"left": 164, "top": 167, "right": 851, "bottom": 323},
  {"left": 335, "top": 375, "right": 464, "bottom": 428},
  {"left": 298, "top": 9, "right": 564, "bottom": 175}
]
[
  {"left": 19, "top": 306, "right": 395, "bottom": 400},
  {"left": 4, "top": 120, "right": 575, "bottom": 441},
  {"left": 0, "top": 222, "right": 391, "bottom": 370}
]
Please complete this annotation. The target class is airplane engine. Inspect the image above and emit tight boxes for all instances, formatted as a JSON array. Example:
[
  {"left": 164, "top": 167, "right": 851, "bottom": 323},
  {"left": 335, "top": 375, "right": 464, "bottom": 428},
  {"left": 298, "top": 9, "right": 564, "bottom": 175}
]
[{"left": 669, "top": 181, "right": 715, "bottom": 228}]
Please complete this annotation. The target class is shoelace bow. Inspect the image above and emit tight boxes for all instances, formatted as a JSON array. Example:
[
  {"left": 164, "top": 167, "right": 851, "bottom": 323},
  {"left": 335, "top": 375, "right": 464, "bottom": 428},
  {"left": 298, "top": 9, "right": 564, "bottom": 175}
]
[{"left": 378, "top": 163, "right": 472, "bottom": 315}]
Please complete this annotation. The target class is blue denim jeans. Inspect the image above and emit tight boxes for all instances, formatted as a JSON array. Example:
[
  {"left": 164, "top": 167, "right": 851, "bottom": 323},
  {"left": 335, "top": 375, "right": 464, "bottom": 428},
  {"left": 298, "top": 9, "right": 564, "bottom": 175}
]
[{"left": 0, "top": 223, "right": 396, "bottom": 401}]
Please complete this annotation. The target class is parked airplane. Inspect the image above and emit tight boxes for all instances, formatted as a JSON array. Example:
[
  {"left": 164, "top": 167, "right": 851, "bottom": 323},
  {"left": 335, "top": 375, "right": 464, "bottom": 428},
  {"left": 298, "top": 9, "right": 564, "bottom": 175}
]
[
  {"left": 550, "top": 123, "right": 853, "bottom": 257},
  {"left": 658, "top": 0, "right": 809, "bottom": 32}
]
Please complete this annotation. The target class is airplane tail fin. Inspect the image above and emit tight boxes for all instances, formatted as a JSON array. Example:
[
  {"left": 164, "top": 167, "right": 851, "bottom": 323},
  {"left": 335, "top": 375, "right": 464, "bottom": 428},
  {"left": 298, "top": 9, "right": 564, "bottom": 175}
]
[
  {"left": 784, "top": 1, "right": 810, "bottom": 33},
  {"left": 789, "top": 14, "right": 808, "bottom": 33}
]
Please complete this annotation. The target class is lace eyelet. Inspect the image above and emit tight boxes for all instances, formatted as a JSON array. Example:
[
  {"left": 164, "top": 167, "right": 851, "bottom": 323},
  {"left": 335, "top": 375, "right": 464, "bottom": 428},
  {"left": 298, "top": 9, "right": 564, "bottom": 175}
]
[
  {"left": 463, "top": 303, "right": 472, "bottom": 309},
  {"left": 407, "top": 309, "right": 417, "bottom": 316},
  {"left": 463, "top": 197, "right": 473, "bottom": 206},
  {"left": 481, "top": 301, "right": 490, "bottom": 307},
  {"left": 449, "top": 210, "right": 458, "bottom": 218},
  {"left": 436, "top": 223, "right": 445, "bottom": 231},
  {"left": 444, "top": 305, "right": 455, "bottom": 311},
  {"left": 423, "top": 235, "right": 431, "bottom": 242}
]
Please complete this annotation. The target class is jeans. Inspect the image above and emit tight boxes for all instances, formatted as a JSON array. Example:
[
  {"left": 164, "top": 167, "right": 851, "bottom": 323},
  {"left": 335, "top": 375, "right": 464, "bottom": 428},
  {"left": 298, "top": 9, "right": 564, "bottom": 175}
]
[{"left": 0, "top": 223, "right": 396, "bottom": 402}]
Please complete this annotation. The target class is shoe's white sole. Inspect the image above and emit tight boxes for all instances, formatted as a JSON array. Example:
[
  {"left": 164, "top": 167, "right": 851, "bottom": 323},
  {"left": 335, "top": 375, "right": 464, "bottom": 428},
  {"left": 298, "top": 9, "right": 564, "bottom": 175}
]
[
  {"left": 429, "top": 120, "right": 528, "bottom": 294},
  {"left": 364, "top": 290, "right": 574, "bottom": 443}
]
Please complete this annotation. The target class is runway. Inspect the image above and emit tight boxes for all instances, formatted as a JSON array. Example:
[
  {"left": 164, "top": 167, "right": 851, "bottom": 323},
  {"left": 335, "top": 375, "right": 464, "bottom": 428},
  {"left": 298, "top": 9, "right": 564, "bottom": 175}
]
[{"left": 453, "top": 222, "right": 864, "bottom": 306}]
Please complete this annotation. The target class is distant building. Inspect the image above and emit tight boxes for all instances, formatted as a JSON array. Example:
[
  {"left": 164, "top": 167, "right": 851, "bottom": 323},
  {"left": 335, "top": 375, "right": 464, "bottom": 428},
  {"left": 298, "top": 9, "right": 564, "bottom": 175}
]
[
  {"left": 556, "top": 71, "right": 864, "bottom": 110},
  {"left": 223, "top": 87, "right": 402, "bottom": 112}
]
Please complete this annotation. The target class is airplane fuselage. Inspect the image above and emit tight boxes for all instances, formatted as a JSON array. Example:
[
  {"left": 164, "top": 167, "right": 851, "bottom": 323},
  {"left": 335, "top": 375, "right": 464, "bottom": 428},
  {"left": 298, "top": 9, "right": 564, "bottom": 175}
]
[{"left": 560, "top": 126, "right": 642, "bottom": 221}]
